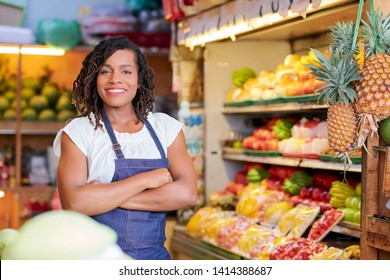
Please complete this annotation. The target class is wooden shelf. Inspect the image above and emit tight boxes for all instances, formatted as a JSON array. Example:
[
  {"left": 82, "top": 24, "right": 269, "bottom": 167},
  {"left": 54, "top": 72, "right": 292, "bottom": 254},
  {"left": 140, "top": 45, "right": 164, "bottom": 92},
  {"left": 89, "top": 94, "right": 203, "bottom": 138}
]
[
  {"left": 222, "top": 102, "right": 328, "bottom": 115},
  {"left": 222, "top": 152, "right": 362, "bottom": 173},
  {"left": 0, "top": 121, "right": 65, "bottom": 135}
]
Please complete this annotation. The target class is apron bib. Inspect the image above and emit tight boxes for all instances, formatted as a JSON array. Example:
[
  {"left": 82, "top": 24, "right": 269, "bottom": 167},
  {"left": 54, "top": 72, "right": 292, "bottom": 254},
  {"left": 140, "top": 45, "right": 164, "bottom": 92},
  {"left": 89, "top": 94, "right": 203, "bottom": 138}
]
[{"left": 92, "top": 110, "right": 170, "bottom": 260}]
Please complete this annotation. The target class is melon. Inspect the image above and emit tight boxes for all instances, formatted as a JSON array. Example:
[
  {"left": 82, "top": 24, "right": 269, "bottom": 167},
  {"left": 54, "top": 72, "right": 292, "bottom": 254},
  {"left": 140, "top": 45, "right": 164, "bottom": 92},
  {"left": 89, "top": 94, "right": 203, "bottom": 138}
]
[
  {"left": 2, "top": 108, "right": 16, "bottom": 120},
  {"left": 41, "top": 83, "right": 60, "bottom": 106},
  {"left": 0, "top": 96, "right": 9, "bottom": 112},
  {"left": 21, "top": 87, "right": 36, "bottom": 101},
  {"left": 29, "top": 95, "right": 49, "bottom": 112},
  {"left": 21, "top": 108, "right": 38, "bottom": 121},
  {"left": 2, "top": 210, "right": 131, "bottom": 260},
  {"left": 379, "top": 117, "right": 390, "bottom": 145},
  {"left": 56, "top": 95, "right": 73, "bottom": 111},
  {"left": 0, "top": 228, "right": 20, "bottom": 258},
  {"left": 38, "top": 108, "right": 57, "bottom": 121},
  {"left": 57, "top": 109, "right": 75, "bottom": 122}
]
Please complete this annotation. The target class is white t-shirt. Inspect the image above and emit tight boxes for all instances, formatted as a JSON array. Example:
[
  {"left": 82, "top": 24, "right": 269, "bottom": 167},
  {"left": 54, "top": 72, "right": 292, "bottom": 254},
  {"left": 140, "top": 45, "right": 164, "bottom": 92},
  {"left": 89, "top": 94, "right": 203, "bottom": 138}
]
[{"left": 53, "top": 112, "right": 183, "bottom": 183}]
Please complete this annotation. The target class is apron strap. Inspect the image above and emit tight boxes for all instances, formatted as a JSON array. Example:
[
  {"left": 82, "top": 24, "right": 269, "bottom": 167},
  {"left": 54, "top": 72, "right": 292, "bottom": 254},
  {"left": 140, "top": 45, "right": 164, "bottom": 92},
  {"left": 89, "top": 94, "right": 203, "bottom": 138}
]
[
  {"left": 143, "top": 117, "right": 167, "bottom": 159},
  {"left": 102, "top": 110, "right": 125, "bottom": 159},
  {"left": 102, "top": 109, "right": 167, "bottom": 160}
]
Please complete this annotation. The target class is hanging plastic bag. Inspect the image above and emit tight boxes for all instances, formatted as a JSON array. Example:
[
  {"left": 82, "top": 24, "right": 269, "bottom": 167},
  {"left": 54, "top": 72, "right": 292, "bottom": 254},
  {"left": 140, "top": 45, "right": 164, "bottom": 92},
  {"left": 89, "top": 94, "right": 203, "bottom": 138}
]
[{"left": 37, "top": 18, "right": 81, "bottom": 50}]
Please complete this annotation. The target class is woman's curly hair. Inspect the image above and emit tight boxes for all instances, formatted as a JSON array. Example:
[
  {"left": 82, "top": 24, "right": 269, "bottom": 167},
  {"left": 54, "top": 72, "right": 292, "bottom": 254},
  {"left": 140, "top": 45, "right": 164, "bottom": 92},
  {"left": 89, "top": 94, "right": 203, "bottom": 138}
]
[{"left": 72, "top": 35, "right": 155, "bottom": 129}]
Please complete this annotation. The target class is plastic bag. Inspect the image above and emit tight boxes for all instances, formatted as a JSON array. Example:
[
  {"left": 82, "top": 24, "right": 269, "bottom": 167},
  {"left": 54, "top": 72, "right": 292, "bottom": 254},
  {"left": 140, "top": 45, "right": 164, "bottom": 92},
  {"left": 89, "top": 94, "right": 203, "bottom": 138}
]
[{"left": 37, "top": 18, "right": 81, "bottom": 50}]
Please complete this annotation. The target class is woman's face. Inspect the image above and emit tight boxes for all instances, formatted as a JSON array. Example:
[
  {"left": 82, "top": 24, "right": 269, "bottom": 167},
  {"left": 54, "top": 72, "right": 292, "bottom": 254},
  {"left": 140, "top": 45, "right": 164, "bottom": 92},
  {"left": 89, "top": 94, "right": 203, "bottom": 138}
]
[{"left": 97, "top": 49, "right": 139, "bottom": 109}]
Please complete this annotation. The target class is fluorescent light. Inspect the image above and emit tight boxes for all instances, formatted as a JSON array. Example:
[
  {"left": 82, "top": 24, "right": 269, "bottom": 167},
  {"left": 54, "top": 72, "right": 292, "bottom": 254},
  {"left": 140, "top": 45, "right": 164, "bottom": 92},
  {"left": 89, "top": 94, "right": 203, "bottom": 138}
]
[
  {"left": 21, "top": 47, "right": 65, "bottom": 56},
  {"left": 0, "top": 46, "right": 19, "bottom": 54},
  {"left": 0, "top": 45, "right": 65, "bottom": 56}
]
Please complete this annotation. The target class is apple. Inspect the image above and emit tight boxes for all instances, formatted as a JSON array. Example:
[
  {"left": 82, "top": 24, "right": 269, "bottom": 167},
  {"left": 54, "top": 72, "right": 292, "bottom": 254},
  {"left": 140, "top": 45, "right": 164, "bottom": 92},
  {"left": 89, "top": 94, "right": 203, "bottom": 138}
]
[
  {"left": 232, "top": 140, "right": 243, "bottom": 149},
  {"left": 353, "top": 211, "right": 361, "bottom": 224},
  {"left": 343, "top": 208, "right": 356, "bottom": 222},
  {"left": 345, "top": 196, "right": 353, "bottom": 208},
  {"left": 300, "top": 186, "right": 311, "bottom": 198},
  {"left": 242, "top": 136, "right": 257, "bottom": 149},
  {"left": 350, "top": 196, "right": 361, "bottom": 210},
  {"left": 355, "top": 183, "right": 362, "bottom": 196},
  {"left": 320, "top": 191, "right": 330, "bottom": 203},
  {"left": 312, "top": 187, "right": 323, "bottom": 201}
]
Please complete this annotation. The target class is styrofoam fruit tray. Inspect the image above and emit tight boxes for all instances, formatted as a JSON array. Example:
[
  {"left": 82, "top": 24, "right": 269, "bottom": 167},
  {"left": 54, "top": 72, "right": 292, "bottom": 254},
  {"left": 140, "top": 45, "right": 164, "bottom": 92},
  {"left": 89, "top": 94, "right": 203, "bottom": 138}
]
[{"left": 307, "top": 208, "right": 344, "bottom": 242}]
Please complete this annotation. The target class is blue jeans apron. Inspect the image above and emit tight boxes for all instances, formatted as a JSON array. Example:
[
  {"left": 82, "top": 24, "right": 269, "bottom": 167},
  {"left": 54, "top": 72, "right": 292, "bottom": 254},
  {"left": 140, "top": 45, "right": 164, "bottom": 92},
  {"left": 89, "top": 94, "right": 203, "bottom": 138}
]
[{"left": 91, "top": 110, "right": 170, "bottom": 260}]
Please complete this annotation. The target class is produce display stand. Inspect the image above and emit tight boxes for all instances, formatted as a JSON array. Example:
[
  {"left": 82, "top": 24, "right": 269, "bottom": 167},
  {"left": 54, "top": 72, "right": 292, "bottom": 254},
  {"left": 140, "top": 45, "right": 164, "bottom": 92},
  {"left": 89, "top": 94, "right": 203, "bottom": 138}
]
[
  {"left": 170, "top": 0, "right": 390, "bottom": 260},
  {"left": 171, "top": 225, "right": 245, "bottom": 260},
  {"left": 360, "top": 134, "right": 390, "bottom": 259}
]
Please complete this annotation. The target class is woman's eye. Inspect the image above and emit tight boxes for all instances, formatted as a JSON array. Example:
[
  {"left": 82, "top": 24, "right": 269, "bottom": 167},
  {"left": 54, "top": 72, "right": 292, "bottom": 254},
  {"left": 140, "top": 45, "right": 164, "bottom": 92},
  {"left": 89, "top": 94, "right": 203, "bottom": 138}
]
[
  {"left": 99, "top": 70, "right": 110, "bottom": 75},
  {"left": 123, "top": 70, "right": 132, "bottom": 74}
]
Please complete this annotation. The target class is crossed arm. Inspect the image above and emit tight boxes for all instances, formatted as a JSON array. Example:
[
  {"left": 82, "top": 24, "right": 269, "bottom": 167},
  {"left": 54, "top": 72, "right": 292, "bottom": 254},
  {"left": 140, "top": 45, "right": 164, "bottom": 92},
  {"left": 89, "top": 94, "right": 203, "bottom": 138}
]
[{"left": 56, "top": 130, "right": 198, "bottom": 216}]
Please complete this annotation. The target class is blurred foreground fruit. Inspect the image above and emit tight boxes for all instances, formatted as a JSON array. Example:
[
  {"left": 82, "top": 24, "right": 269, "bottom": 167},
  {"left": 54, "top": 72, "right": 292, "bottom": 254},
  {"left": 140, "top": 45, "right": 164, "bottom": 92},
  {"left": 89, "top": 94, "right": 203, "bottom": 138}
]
[
  {"left": 2, "top": 210, "right": 131, "bottom": 260},
  {"left": 0, "top": 228, "right": 20, "bottom": 259}
]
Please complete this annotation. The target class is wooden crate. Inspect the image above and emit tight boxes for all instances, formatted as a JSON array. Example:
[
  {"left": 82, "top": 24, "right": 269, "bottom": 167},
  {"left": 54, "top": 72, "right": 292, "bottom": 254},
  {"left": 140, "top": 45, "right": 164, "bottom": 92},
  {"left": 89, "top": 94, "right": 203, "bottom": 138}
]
[{"left": 360, "top": 133, "right": 390, "bottom": 259}]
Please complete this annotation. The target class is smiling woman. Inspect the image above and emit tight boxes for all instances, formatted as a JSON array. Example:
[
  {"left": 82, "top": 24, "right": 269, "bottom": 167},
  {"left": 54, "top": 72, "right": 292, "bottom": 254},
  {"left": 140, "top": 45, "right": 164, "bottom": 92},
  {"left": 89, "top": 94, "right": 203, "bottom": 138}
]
[{"left": 53, "top": 35, "right": 198, "bottom": 260}]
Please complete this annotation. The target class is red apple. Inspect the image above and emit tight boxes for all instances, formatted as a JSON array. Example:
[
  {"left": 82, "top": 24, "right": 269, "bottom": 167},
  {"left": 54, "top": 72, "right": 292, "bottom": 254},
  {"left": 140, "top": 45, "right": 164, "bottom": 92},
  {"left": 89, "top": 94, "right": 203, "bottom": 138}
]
[
  {"left": 320, "top": 191, "right": 330, "bottom": 202},
  {"left": 300, "top": 186, "right": 311, "bottom": 198},
  {"left": 242, "top": 136, "right": 257, "bottom": 149},
  {"left": 312, "top": 187, "right": 323, "bottom": 201}
]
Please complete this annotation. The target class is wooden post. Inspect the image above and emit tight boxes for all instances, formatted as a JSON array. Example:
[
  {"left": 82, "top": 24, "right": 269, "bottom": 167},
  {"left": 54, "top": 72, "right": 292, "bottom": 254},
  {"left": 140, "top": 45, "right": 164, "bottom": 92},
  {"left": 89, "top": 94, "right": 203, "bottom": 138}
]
[{"left": 360, "top": 0, "right": 390, "bottom": 260}]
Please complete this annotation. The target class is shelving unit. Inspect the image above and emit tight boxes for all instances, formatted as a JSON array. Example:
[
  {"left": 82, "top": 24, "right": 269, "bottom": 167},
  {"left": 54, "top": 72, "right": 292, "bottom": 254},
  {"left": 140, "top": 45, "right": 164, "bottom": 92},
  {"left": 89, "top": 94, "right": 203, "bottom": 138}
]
[{"left": 170, "top": 0, "right": 390, "bottom": 260}]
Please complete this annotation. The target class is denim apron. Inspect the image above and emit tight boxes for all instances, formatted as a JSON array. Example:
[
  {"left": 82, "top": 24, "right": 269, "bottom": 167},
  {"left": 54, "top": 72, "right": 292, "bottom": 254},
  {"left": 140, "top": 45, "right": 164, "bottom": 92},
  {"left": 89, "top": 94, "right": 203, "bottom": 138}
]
[{"left": 91, "top": 110, "right": 170, "bottom": 260}]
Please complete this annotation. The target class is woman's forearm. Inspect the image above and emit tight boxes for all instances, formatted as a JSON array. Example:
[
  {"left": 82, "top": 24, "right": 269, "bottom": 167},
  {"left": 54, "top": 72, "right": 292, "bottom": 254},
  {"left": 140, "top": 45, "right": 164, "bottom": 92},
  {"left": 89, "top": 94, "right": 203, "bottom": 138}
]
[
  {"left": 119, "top": 179, "right": 198, "bottom": 211},
  {"left": 58, "top": 168, "right": 172, "bottom": 216}
]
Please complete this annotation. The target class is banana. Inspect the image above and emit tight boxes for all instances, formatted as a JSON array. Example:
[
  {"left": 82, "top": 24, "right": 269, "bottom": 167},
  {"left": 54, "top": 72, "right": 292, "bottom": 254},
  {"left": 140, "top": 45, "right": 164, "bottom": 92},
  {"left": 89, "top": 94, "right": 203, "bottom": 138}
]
[{"left": 330, "top": 192, "right": 349, "bottom": 199}]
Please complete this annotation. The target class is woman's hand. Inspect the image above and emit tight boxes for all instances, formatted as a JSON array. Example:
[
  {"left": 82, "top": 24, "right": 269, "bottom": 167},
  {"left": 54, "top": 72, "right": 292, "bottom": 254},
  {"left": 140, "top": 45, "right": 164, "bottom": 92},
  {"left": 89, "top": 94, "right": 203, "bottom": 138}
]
[{"left": 140, "top": 168, "right": 173, "bottom": 189}]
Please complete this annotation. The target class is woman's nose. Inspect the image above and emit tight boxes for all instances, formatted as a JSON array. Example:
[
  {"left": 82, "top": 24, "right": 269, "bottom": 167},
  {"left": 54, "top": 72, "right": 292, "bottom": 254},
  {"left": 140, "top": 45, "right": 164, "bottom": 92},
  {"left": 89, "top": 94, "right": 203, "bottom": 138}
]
[{"left": 108, "top": 71, "right": 121, "bottom": 83}]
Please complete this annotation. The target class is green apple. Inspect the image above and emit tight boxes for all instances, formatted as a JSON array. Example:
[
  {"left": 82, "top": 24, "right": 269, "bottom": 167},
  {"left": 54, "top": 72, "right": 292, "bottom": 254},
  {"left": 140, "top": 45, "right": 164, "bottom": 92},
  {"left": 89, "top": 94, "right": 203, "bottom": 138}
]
[
  {"left": 232, "top": 140, "right": 243, "bottom": 149},
  {"left": 343, "top": 208, "right": 356, "bottom": 222},
  {"left": 353, "top": 211, "right": 361, "bottom": 224},
  {"left": 355, "top": 183, "right": 361, "bottom": 196},
  {"left": 351, "top": 196, "right": 361, "bottom": 210},
  {"left": 345, "top": 196, "right": 353, "bottom": 209}
]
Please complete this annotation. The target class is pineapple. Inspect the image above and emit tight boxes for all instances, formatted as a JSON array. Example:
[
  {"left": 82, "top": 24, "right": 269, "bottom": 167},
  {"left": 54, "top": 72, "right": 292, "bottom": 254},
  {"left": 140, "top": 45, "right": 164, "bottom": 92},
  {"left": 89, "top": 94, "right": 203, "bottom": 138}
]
[
  {"left": 306, "top": 22, "right": 361, "bottom": 160},
  {"left": 354, "top": 9, "right": 390, "bottom": 146}
]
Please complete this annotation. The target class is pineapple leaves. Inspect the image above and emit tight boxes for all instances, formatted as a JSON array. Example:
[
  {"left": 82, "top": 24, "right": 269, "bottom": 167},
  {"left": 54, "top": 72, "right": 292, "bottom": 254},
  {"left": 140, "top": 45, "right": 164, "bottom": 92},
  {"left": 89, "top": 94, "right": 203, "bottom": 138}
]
[{"left": 305, "top": 46, "right": 360, "bottom": 105}]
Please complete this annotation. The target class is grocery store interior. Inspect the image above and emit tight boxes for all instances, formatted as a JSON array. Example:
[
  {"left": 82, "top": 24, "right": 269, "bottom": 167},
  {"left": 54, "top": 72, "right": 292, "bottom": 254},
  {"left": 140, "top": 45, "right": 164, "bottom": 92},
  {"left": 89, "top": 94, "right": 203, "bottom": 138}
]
[{"left": 0, "top": 0, "right": 389, "bottom": 260}]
